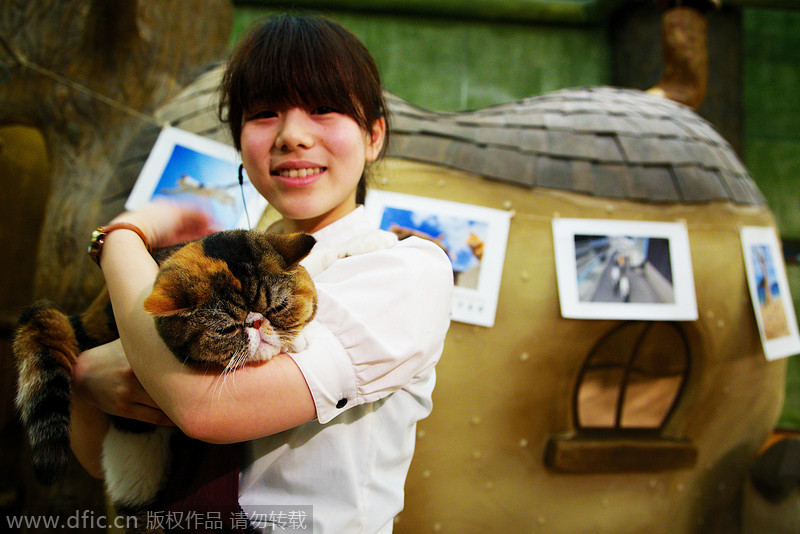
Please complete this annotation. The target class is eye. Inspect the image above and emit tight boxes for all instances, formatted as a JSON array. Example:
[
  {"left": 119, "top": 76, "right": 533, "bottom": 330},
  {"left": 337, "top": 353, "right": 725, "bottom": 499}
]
[
  {"left": 267, "top": 301, "right": 288, "bottom": 316},
  {"left": 311, "top": 106, "right": 337, "bottom": 116},
  {"left": 217, "top": 324, "right": 239, "bottom": 336},
  {"left": 247, "top": 109, "right": 278, "bottom": 121}
]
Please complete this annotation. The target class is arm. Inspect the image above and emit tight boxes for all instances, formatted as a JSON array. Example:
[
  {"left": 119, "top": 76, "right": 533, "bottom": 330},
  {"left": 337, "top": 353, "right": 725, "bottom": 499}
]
[
  {"left": 289, "top": 235, "right": 454, "bottom": 423},
  {"left": 70, "top": 337, "right": 176, "bottom": 475},
  {"left": 98, "top": 205, "right": 316, "bottom": 443},
  {"left": 69, "top": 389, "right": 109, "bottom": 479}
]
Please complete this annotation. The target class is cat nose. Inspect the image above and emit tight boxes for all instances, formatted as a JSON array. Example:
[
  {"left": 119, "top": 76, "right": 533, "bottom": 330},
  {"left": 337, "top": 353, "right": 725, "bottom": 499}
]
[{"left": 245, "top": 312, "right": 264, "bottom": 330}]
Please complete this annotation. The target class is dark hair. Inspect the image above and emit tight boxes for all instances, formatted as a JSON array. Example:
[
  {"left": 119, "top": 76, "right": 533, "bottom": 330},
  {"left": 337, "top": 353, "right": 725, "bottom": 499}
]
[{"left": 219, "top": 14, "right": 388, "bottom": 204}]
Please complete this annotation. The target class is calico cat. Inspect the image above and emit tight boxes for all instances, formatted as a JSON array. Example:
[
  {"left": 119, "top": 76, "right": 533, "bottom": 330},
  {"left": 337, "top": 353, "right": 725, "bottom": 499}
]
[{"left": 13, "top": 229, "right": 318, "bottom": 523}]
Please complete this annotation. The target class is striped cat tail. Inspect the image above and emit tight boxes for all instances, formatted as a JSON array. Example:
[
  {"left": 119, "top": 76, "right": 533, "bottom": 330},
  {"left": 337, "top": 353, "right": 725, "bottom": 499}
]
[{"left": 13, "top": 300, "right": 80, "bottom": 485}]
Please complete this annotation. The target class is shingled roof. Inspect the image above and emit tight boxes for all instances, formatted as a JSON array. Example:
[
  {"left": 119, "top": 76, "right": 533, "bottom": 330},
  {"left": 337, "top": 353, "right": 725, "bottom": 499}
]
[
  {"left": 386, "top": 86, "right": 764, "bottom": 206},
  {"left": 108, "top": 67, "right": 765, "bottom": 216}
]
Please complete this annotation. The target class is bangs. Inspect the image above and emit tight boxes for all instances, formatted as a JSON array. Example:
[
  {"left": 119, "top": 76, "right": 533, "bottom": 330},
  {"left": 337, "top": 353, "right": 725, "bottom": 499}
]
[
  {"left": 230, "top": 15, "right": 378, "bottom": 129},
  {"left": 220, "top": 14, "right": 387, "bottom": 154}
]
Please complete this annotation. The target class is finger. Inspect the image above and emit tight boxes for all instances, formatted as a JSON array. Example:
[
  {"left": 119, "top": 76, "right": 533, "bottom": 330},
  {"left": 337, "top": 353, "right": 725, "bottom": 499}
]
[
  {"left": 161, "top": 213, "right": 218, "bottom": 245},
  {"left": 121, "top": 373, "right": 165, "bottom": 410},
  {"left": 179, "top": 211, "right": 218, "bottom": 238},
  {"left": 129, "top": 403, "right": 177, "bottom": 427},
  {"left": 125, "top": 384, "right": 162, "bottom": 411},
  {"left": 111, "top": 202, "right": 212, "bottom": 247}
]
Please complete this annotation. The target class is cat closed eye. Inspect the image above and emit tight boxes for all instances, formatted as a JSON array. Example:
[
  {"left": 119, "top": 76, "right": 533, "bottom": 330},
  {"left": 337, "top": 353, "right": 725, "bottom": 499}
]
[
  {"left": 268, "top": 301, "right": 288, "bottom": 316},
  {"left": 217, "top": 324, "right": 239, "bottom": 335}
]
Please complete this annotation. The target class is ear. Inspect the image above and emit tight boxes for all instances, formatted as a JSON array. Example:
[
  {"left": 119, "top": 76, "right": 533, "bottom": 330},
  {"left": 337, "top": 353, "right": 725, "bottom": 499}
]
[
  {"left": 144, "top": 290, "right": 186, "bottom": 317},
  {"left": 143, "top": 270, "right": 203, "bottom": 317},
  {"left": 143, "top": 284, "right": 190, "bottom": 316},
  {"left": 365, "top": 116, "right": 386, "bottom": 163},
  {"left": 266, "top": 233, "right": 317, "bottom": 266}
]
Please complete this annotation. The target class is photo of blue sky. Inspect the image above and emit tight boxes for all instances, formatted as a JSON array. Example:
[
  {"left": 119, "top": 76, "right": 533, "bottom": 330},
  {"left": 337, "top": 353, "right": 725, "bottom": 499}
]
[
  {"left": 151, "top": 145, "right": 252, "bottom": 229},
  {"left": 379, "top": 206, "right": 487, "bottom": 273}
]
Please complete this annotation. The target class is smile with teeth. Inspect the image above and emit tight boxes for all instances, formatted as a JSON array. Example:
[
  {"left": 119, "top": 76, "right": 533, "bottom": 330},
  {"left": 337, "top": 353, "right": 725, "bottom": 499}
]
[{"left": 273, "top": 167, "right": 325, "bottom": 178}]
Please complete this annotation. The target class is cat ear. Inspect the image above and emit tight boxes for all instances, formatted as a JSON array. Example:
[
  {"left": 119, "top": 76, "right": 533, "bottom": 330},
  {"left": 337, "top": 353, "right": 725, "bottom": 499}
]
[
  {"left": 143, "top": 285, "right": 191, "bottom": 316},
  {"left": 266, "top": 233, "right": 317, "bottom": 266}
]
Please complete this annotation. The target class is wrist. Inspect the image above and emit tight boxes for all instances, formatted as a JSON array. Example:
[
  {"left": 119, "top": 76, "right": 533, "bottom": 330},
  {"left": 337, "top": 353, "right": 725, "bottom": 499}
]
[
  {"left": 71, "top": 356, "right": 97, "bottom": 412},
  {"left": 88, "top": 222, "right": 152, "bottom": 266}
]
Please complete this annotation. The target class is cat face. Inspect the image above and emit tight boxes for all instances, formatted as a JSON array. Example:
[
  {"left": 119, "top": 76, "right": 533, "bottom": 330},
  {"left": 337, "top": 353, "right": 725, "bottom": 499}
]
[{"left": 143, "top": 230, "right": 317, "bottom": 371}]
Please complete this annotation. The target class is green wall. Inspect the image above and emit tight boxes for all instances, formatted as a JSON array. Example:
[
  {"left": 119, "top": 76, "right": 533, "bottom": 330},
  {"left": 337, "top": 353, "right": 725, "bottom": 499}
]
[
  {"left": 233, "top": 7, "right": 611, "bottom": 112},
  {"left": 743, "top": 9, "right": 800, "bottom": 240}
]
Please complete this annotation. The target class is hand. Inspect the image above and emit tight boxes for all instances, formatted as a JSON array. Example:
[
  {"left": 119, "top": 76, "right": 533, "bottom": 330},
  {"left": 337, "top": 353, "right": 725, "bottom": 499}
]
[
  {"left": 73, "top": 339, "right": 175, "bottom": 426},
  {"left": 110, "top": 201, "right": 221, "bottom": 249}
]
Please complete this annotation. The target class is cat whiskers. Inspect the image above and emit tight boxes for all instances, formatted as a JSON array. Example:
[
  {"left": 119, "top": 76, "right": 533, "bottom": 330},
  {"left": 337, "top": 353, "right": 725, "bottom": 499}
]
[{"left": 211, "top": 347, "right": 250, "bottom": 399}]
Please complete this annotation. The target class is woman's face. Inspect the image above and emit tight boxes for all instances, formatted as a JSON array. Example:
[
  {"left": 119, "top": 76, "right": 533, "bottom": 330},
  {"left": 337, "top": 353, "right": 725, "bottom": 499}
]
[{"left": 240, "top": 106, "right": 385, "bottom": 233}]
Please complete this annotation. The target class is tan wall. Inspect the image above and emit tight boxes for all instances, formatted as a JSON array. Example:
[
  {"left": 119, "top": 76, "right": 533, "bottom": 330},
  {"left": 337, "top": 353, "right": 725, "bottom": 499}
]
[{"left": 380, "top": 159, "right": 786, "bottom": 534}]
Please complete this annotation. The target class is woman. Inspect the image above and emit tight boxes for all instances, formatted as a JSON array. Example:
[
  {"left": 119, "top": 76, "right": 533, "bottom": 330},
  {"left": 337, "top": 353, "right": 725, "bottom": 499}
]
[{"left": 71, "top": 13, "right": 453, "bottom": 533}]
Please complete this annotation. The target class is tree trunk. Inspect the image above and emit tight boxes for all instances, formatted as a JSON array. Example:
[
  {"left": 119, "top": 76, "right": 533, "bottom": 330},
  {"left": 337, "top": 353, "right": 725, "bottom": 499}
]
[
  {"left": 0, "top": 0, "right": 234, "bottom": 312},
  {"left": 0, "top": 0, "right": 233, "bottom": 527}
]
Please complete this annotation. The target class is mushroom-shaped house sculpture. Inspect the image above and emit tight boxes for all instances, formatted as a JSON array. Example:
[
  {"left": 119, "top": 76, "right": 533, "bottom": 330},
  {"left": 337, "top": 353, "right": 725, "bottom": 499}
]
[{"left": 108, "top": 69, "right": 783, "bottom": 532}]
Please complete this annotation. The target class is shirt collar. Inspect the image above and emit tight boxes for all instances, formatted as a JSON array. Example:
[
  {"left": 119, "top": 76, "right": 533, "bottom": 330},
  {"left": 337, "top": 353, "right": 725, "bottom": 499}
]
[{"left": 310, "top": 205, "right": 374, "bottom": 249}]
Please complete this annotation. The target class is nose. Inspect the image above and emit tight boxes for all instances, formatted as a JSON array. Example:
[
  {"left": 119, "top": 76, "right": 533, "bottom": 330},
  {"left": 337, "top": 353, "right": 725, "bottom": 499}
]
[
  {"left": 275, "top": 108, "right": 314, "bottom": 152},
  {"left": 246, "top": 312, "right": 265, "bottom": 330}
]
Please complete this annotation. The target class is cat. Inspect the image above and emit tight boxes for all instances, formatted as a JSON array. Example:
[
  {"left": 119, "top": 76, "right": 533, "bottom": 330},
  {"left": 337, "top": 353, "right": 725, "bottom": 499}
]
[
  {"left": 13, "top": 229, "right": 318, "bottom": 528},
  {"left": 299, "top": 229, "right": 397, "bottom": 277}
]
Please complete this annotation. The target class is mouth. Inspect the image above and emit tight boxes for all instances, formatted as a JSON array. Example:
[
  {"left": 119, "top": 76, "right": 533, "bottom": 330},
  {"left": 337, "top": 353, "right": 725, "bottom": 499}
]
[
  {"left": 272, "top": 167, "right": 325, "bottom": 178},
  {"left": 245, "top": 324, "right": 282, "bottom": 362},
  {"left": 270, "top": 166, "right": 326, "bottom": 187}
]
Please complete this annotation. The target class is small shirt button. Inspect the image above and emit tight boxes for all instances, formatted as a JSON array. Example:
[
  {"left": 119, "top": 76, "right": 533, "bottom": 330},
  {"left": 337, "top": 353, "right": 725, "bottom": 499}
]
[{"left": 336, "top": 398, "right": 348, "bottom": 409}]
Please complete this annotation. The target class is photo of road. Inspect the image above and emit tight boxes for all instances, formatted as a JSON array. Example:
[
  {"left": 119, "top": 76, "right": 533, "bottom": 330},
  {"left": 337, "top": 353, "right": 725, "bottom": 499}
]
[{"left": 574, "top": 234, "right": 675, "bottom": 304}]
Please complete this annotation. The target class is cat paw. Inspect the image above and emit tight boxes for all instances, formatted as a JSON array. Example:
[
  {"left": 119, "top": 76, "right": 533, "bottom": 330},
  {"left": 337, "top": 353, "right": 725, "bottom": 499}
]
[
  {"left": 292, "top": 332, "right": 310, "bottom": 353},
  {"left": 299, "top": 230, "right": 397, "bottom": 276},
  {"left": 300, "top": 248, "right": 341, "bottom": 277},
  {"left": 340, "top": 231, "right": 397, "bottom": 257}
]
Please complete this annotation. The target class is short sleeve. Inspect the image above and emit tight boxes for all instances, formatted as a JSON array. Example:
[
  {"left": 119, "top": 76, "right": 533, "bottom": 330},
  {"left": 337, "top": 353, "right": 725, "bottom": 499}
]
[{"left": 288, "top": 236, "right": 453, "bottom": 424}]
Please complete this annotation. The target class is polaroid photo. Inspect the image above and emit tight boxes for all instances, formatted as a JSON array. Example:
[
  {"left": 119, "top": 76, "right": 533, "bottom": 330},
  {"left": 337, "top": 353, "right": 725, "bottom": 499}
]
[
  {"left": 365, "top": 191, "right": 511, "bottom": 327},
  {"left": 126, "top": 126, "right": 266, "bottom": 230},
  {"left": 552, "top": 218, "right": 698, "bottom": 321},
  {"left": 740, "top": 226, "right": 800, "bottom": 360}
]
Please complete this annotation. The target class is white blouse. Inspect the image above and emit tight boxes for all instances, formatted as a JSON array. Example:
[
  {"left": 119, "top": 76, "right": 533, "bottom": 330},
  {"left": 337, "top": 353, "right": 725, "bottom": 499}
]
[{"left": 238, "top": 206, "right": 453, "bottom": 534}]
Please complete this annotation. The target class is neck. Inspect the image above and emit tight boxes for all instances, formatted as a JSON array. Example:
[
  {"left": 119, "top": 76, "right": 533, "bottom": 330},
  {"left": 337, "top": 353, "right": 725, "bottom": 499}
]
[{"left": 277, "top": 204, "right": 358, "bottom": 235}]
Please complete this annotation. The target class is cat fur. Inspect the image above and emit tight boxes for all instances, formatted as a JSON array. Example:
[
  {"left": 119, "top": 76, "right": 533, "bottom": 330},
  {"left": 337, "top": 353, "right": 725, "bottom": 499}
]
[{"left": 14, "top": 229, "right": 317, "bottom": 515}]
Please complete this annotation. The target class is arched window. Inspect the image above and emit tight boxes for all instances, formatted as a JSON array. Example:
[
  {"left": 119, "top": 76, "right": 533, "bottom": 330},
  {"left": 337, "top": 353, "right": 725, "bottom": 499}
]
[
  {"left": 575, "top": 321, "right": 689, "bottom": 431},
  {"left": 546, "top": 322, "right": 697, "bottom": 473}
]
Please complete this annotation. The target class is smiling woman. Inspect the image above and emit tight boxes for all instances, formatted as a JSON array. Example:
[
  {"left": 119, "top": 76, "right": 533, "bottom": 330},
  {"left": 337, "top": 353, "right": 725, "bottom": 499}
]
[
  {"left": 65, "top": 13, "right": 453, "bottom": 534},
  {"left": 217, "top": 19, "right": 389, "bottom": 233}
]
